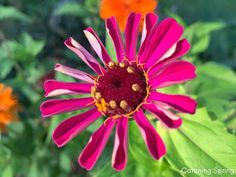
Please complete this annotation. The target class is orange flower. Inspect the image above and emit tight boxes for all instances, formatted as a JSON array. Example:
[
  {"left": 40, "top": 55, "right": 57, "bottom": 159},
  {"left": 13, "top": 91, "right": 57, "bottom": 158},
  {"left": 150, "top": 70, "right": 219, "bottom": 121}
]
[
  {"left": 99, "top": 0, "right": 158, "bottom": 31},
  {"left": 0, "top": 83, "right": 18, "bottom": 132}
]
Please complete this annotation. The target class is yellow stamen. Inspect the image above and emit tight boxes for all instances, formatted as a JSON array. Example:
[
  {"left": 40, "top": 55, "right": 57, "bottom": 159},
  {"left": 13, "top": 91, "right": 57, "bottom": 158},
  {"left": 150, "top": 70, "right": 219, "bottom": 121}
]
[
  {"left": 91, "top": 86, "right": 96, "bottom": 97},
  {"left": 108, "top": 61, "right": 115, "bottom": 68},
  {"left": 95, "top": 92, "right": 101, "bottom": 100},
  {"left": 95, "top": 98, "right": 107, "bottom": 112},
  {"left": 109, "top": 100, "right": 117, "bottom": 109},
  {"left": 132, "top": 83, "right": 140, "bottom": 92},
  {"left": 119, "top": 62, "right": 125, "bottom": 68},
  {"left": 127, "top": 66, "right": 134, "bottom": 73},
  {"left": 120, "top": 100, "right": 128, "bottom": 110}
]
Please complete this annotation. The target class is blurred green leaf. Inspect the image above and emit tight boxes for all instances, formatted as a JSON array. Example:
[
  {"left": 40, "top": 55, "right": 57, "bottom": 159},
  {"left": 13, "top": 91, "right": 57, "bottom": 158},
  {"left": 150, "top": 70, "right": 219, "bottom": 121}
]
[
  {"left": 106, "top": 32, "right": 117, "bottom": 60},
  {"left": 54, "top": 3, "right": 88, "bottom": 17},
  {"left": 1, "top": 166, "right": 13, "bottom": 177},
  {"left": 159, "top": 108, "right": 236, "bottom": 177},
  {"left": 0, "top": 58, "right": 14, "bottom": 78},
  {"left": 184, "top": 22, "right": 225, "bottom": 54},
  {"left": 0, "top": 5, "right": 31, "bottom": 22},
  {"left": 20, "top": 33, "right": 45, "bottom": 56}
]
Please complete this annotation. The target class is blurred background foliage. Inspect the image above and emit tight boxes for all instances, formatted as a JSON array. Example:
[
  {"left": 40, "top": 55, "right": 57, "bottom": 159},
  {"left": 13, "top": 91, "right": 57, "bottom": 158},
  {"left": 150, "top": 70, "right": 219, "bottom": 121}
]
[{"left": 0, "top": 0, "right": 236, "bottom": 177}]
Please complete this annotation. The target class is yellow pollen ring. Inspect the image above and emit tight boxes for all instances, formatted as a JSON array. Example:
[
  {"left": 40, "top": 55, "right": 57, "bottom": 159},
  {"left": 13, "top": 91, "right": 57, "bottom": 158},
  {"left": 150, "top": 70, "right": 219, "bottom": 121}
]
[
  {"left": 127, "top": 66, "right": 134, "bottom": 73},
  {"left": 132, "top": 83, "right": 140, "bottom": 92},
  {"left": 120, "top": 100, "right": 128, "bottom": 110},
  {"left": 119, "top": 62, "right": 125, "bottom": 68},
  {"left": 95, "top": 98, "right": 107, "bottom": 112},
  {"left": 108, "top": 61, "right": 115, "bottom": 68},
  {"left": 109, "top": 100, "right": 117, "bottom": 109},
  {"left": 95, "top": 92, "right": 101, "bottom": 100}
]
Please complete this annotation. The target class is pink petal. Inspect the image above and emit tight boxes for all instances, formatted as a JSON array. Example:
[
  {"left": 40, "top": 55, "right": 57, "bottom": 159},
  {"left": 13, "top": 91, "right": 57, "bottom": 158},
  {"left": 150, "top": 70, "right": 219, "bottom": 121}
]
[
  {"left": 141, "top": 18, "right": 184, "bottom": 69},
  {"left": 112, "top": 117, "right": 128, "bottom": 171},
  {"left": 52, "top": 108, "right": 101, "bottom": 147},
  {"left": 78, "top": 118, "right": 116, "bottom": 170},
  {"left": 84, "top": 27, "right": 111, "bottom": 65},
  {"left": 133, "top": 109, "right": 166, "bottom": 160},
  {"left": 106, "top": 17, "right": 125, "bottom": 62},
  {"left": 125, "top": 13, "right": 141, "bottom": 61},
  {"left": 44, "top": 80, "right": 92, "bottom": 97},
  {"left": 40, "top": 97, "right": 94, "bottom": 118},
  {"left": 143, "top": 104, "right": 182, "bottom": 128},
  {"left": 64, "top": 37, "right": 104, "bottom": 74},
  {"left": 148, "top": 92, "right": 197, "bottom": 114},
  {"left": 54, "top": 63, "right": 94, "bottom": 83},
  {"left": 149, "top": 60, "right": 196, "bottom": 88},
  {"left": 148, "top": 39, "right": 191, "bottom": 76},
  {"left": 139, "top": 13, "right": 158, "bottom": 63}
]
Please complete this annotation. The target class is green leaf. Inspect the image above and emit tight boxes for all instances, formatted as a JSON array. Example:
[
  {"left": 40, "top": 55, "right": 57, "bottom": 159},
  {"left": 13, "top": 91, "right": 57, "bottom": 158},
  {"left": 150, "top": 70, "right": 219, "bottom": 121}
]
[
  {"left": 1, "top": 166, "right": 13, "bottom": 177},
  {"left": 53, "top": 3, "right": 88, "bottom": 17},
  {"left": 105, "top": 32, "right": 116, "bottom": 60},
  {"left": 158, "top": 108, "right": 236, "bottom": 177},
  {"left": 20, "top": 33, "right": 45, "bottom": 56},
  {"left": 190, "top": 62, "right": 236, "bottom": 120},
  {"left": 0, "top": 5, "right": 31, "bottom": 22},
  {"left": 0, "top": 58, "right": 14, "bottom": 78},
  {"left": 184, "top": 22, "right": 225, "bottom": 54}
]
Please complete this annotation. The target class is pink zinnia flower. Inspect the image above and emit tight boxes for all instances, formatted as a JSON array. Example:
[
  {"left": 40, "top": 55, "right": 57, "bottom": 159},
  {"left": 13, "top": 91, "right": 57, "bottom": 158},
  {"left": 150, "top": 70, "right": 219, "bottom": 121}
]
[{"left": 40, "top": 13, "right": 197, "bottom": 171}]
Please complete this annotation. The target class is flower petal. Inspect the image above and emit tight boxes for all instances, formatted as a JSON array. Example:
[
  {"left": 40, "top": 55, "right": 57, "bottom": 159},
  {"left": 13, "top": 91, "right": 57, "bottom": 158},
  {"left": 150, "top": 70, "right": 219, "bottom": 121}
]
[
  {"left": 139, "top": 13, "right": 158, "bottom": 63},
  {"left": 149, "top": 60, "right": 196, "bottom": 88},
  {"left": 143, "top": 103, "right": 182, "bottom": 128},
  {"left": 64, "top": 37, "right": 104, "bottom": 74},
  {"left": 148, "top": 92, "right": 197, "bottom": 114},
  {"left": 78, "top": 118, "right": 116, "bottom": 170},
  {"left": 140, "top": 13, "right": 158, "bottom": 45},
  {"left": 133, "top": 109, "right": 166, "bottom": 160},
  {"left": 54, "top": 63, "right": 94, "bottom": 83},
  {"left": 142, "top": 18, "right": 184, "bottom": 68},
  {"left": 52, "top": 108, "right": 101, "bottom": 147},
  {"left": 84, "top": 27, "right": 111, "bottom": 65},
  {"left": 148, "top": 39, "right": 191, "bottom": 76},
  {"left": 40, "top": 97, "right": 94, "bottom": 118},
  {"left": 125, "top": 13, "right": 141, "bottom": 61},
  {"left": 106, "top": 17, "right": 125, "bottom": 62},
  {"left": 112, "top": 117, "right": 128, "bottom": 171},
  {"left": 44, "top": 80, "right": 92, "bottom": 97}
]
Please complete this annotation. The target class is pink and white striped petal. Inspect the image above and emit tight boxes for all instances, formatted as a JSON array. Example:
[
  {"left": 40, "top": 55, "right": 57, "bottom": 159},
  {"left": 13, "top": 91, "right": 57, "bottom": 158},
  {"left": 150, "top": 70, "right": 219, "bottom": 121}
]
[
  {"left": 52, "top": 108, "right": 101, "bottom": 147},
  {"left": 44, "top": 80, "right": 92, "bottom": 97},
  {"left": 40, "top": 97, "right": 94, "bottom": 118},
  {"left": 143, "top": 104, "right": 182, "bottom": 128},
  {"left": 78, "top": 118, "right": 116, "bottom": 170},
  {"left": 149, "top": 60, "right": 196, "bottom": 88},
  {"left": 112, "top": 117, "right": 128, "bottom": 171},
  {"left": 142, "top": 18, "right": 184, "bottom": 69},
  {"left": 55, "top": 63, "right": 94, "bottom": 83},
  {"left": 134, "top": 109, "right": 166, "bottom": 160},
  {"left": 84, "top": 27, "right": 111, "bottom": 65},
  {"left": 125, "top": 13, "right": 141, "bottom": 61},
  {"left": 140, "top": 13, "right": 158, "bottom": 45},
  {"left": 148, "top": 92, "right": 197, "bottom": 114},
  {"left": 64, "top": 37, "right": 104, "bottom": 74},
  {"left": 148, "top": 39, "right": 191, "bottom": 76},
  {"left": 106, "top": 17, "right": 125, "bottom": 62}
]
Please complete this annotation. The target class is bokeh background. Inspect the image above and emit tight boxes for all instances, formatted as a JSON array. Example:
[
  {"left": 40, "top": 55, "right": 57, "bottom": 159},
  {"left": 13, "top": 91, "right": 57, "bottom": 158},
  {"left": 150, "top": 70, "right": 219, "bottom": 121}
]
[{"left": 1, "top": 0, "right": 236, "bottom": 177}]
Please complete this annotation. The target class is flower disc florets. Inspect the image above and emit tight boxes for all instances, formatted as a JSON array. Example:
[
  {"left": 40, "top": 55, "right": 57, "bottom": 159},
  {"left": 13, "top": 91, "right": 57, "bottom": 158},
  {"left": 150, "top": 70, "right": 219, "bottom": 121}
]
[{"left": 92, "top": 60, "right": 149, "bottom": 117}]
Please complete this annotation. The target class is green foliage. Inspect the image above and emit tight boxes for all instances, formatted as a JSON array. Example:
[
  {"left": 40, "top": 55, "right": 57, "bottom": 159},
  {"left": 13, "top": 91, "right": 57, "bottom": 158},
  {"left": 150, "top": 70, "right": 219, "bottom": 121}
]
[
  {"left": 54, "top": 3, "right": 88, "bottom": 17},
  {"left": 0, "top": 5, "right": 31, "bottom": 22},
  {"left": 158, "top": 108, "right": 236, "bottom": 177}
]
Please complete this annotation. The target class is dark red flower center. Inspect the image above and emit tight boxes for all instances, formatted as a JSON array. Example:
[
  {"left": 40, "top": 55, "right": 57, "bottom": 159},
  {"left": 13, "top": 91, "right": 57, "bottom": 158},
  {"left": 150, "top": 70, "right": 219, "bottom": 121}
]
[{"left": 92, "top": 61, "right": 149, "bottom": 117}]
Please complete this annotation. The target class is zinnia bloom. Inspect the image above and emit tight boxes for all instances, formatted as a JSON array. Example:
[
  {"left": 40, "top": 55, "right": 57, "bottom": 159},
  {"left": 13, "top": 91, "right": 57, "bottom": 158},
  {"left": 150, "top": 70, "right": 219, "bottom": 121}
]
[
  {"left": 0, "top": 83, "right": 18, "bottom": 132},
  {"left": 40, "top": 13, "right": 197, "bottom": 171},
  {"left": 99, "top": 0, "right": 157, "bottom": 31}
]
